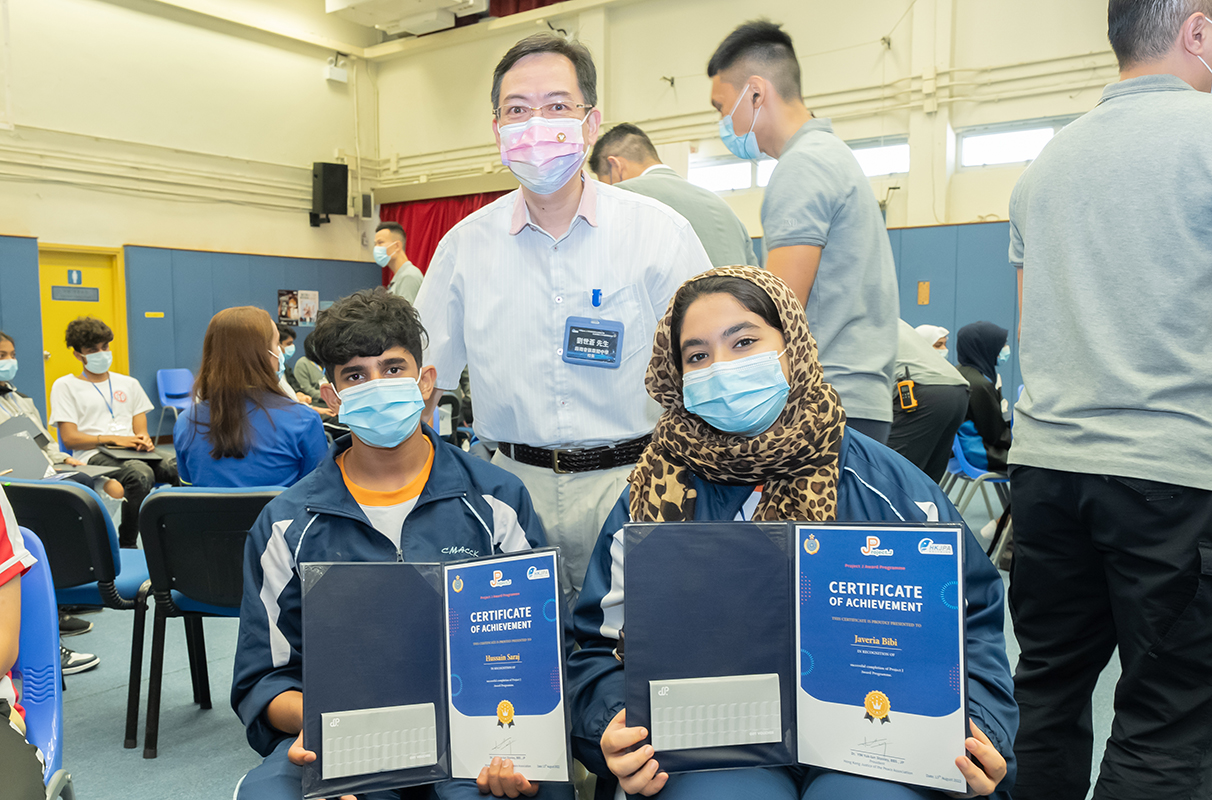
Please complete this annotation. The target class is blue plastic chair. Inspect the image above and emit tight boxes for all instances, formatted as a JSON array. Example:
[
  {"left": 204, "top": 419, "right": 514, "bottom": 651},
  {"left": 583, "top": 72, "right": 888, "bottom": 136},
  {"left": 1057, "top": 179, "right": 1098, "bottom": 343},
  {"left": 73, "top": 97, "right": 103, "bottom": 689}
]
[
  {"left": 945, "top": 436, "right": 1009, "bottom": 520},
  {"left": 12, "top": 528, "right": 76, "bottom": 799},
  {"left": 3, "top": 480, "right": 152, "bottom": 753},
  {"left": 154, "top": 369, "right": 194, "bottom": 439},
  {"left": 137, "top": 485, "right": 283, "bottom": 758}
]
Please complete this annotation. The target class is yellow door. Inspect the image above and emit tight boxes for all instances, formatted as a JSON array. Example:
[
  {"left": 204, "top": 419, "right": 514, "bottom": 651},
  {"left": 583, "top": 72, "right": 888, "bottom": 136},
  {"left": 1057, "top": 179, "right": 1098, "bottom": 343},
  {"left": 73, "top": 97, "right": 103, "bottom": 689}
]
[{"left": 38, "top": 246, "right": 129, "bottom": 427}]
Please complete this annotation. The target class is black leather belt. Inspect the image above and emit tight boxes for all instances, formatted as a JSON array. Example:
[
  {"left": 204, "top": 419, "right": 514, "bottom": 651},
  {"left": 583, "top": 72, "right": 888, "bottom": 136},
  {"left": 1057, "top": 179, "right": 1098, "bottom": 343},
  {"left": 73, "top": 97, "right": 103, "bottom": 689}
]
[{"left": 498, "top": 435, "right": 652, "bottom": 474}]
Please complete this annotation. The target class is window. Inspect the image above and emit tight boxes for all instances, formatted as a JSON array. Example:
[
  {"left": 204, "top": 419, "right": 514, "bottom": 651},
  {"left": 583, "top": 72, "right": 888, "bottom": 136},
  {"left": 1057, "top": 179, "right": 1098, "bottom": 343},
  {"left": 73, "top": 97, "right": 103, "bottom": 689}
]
[
  {"left": 848, "top": 137, "right": 910, "bottom": 177},
  {"left": 686, "top": 161, "right": 752, "bottom": 193},
  {"left": 958, "top": 117, "right": 1079, "bottom": 168}
]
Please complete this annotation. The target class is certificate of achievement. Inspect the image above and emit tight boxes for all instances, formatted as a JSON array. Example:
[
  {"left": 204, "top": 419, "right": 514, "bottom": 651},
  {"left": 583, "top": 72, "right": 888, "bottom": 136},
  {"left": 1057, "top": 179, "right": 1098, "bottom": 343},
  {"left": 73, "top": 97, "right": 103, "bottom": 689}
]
[
  {"left": 795, "top": 525, "right": 967, "bottom": 793},
  {"left": 444, "top": 550, "right": 569, "bottom": 782}
]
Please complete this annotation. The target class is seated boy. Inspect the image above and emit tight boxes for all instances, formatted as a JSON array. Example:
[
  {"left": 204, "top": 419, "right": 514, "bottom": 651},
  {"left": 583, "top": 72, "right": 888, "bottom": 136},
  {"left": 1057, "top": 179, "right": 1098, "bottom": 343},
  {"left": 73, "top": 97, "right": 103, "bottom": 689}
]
[
  {"left": 232, "top": 289, "right": 570, "bottom": 800},
  {"left": 47, "top": 317, "right": 178, "bottom": 548}
]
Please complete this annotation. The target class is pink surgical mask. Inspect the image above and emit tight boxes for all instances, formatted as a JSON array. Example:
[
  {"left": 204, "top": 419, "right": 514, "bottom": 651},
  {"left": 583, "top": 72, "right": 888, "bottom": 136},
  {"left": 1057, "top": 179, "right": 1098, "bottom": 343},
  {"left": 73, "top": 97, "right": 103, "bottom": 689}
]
[{"left": 498, "top": 116, "right": 586, "bottom": 195}]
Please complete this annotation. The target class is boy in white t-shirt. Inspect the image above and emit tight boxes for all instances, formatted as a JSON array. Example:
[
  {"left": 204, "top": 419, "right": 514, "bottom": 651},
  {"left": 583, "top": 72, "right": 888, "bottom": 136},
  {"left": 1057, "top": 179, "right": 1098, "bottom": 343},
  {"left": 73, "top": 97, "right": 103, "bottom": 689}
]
[{"left": 47, "top": 317, "right": 178, "bottom": 548}]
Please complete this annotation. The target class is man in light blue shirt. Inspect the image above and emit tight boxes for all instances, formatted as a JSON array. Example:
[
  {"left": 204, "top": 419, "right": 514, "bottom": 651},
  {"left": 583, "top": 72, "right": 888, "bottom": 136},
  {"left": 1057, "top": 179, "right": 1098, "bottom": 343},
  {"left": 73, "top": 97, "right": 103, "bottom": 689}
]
[
  {"left": 414, "top": 34, "right": 711, "bottom": 604},
  {"left": 706, "top": 21, "right": 898, "bottom": 443}
]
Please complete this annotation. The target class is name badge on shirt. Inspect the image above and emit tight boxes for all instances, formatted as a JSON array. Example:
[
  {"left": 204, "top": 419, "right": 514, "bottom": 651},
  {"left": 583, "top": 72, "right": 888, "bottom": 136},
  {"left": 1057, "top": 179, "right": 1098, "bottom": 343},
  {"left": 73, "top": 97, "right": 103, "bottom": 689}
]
[{"left": 563, "top": 316, "right": 624, "bottom": 369}]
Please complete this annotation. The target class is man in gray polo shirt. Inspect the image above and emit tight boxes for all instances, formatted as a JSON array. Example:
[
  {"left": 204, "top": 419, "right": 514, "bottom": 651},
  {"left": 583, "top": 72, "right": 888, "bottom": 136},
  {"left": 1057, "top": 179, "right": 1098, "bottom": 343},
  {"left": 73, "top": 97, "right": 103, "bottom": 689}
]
[
  {"left": 707, "top": 21, "right": 898, "bottom": 443},
  {"left": 1008, "top": 3, "right": 1212, "bottom": 798},
  {"left": 588, "top": 123, "right": 759, "bottom": 269}
]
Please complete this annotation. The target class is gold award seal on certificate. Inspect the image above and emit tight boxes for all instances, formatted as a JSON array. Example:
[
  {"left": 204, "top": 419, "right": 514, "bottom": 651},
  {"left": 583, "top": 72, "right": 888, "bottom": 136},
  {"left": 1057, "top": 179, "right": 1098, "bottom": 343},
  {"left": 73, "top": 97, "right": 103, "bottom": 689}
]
[
  {"left": 863, "top": 690, "right": 891, "bottom": 724},
  {"left": 497, "top": 700, "right": 515, "bottom": 728}
]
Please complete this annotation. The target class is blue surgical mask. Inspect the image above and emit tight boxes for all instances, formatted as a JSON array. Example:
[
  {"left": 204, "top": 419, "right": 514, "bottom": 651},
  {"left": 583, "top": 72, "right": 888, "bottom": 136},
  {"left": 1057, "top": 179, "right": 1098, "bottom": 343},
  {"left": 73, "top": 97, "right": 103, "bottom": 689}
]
[
  {"left": 0, "top": 358, "right": 16, "bottom": 382},
  {"left": 284, "top": 344, "right": 296, "bottom": 360},
  {"left": 269, "top": 349, "right": 285, "bottom": 379},
  {"left": 997, "top": 344, "right": 1011, "bottom": 365},
  {"left": 373, "top": 245, "right": 392, "bottom": 267},
  {"left": 718, "top": 84, "right": 763, "bottom": 160},
  {"left": 337, "top": 377, "right": 426, "bottom": 449},
  {"left": 682, "top": 349, "right": 789, "bottom": 437},
  {"left": 84, "top": 350, "right": 113, "bottom": 375}
]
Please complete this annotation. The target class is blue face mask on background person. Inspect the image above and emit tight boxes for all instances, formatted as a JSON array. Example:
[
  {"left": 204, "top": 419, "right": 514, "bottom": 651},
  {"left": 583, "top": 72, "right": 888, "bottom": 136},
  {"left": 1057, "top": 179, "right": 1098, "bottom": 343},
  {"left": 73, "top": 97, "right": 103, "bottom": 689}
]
[
  {"left": 998, "top": 344, "right": 1011, "bottom": 365},
  {"left": 373, "top": 245, "right": 392, "bottom": 267},
  {"left": 283, "top": 344, "right": 296, "bottom": 360},
  {"left": 337, "top": 377, "right": 426, "bottom": 449},
  {"left": 269, "top": 349, "right": 285, "bottom": 379},
  {"left": 84, "top": 350, "right": 113, "bottom": 375},
  {"left": 0, "top": 358, "right": 16, "bottom": 382},
  {"left": 718, "top": 84, "right": 762, "bottom": 160},
  {"left": 682, "top": 349, "right": 790, "bottom": 437}
]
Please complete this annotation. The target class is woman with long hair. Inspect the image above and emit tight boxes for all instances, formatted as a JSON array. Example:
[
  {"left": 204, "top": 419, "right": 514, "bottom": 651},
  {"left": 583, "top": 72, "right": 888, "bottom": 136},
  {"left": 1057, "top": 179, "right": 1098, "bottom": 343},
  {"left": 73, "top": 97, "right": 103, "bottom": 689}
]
[
  {"left": 568, "top": 267, "right": 1016, "bottom": 800},
  {"left": 174, "top": 307, "right": 326, "bottom": 488}
]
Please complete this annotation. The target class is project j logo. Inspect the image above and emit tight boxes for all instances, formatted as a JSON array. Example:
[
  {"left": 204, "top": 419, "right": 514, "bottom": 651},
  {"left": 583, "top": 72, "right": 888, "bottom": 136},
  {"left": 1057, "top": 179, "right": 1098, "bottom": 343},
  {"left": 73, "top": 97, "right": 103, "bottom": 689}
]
[
  {"left": 489, "top": 569, "right": 513, "bottom": 588},
  {"left": 917, "top": 538, "right": 954, "bottom": 556},
  {"left": 860, "top": 536, "right": 894, "bottom": 557},
  {"left": 526, "top": 565, "right": 551, "bottom": 581}
]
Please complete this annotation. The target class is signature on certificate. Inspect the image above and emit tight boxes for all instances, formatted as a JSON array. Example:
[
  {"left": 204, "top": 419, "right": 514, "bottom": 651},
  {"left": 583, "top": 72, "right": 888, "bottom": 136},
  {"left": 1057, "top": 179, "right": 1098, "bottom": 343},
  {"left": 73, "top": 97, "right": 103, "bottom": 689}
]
[
  {"left": 854, "top": 737, "right": 892, "bottom": 756},
  {"left": 491, "top": 737, "right": 521, "bottom": 755}
]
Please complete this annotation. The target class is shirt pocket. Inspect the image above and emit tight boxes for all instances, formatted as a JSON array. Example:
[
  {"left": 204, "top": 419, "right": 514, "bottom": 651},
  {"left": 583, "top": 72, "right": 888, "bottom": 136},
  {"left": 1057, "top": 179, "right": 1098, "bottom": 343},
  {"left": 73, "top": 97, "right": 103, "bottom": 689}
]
[{"left": 583, "top": 284, "right": 649, "bottom": 363}]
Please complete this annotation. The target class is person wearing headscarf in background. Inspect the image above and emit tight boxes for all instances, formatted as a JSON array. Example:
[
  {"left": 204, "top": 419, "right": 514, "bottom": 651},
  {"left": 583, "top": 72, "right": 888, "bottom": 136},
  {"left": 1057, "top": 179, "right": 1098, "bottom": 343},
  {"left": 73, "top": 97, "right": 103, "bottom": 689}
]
[
  {"left": 955, "top": 322, "right": 1012, "bottom": 472},
  {"left": 888, "top": 320, "right": 971, "bottom": 482},
  {"left": 567, "top": 266, "right": 1016, "bottom": 800},
  {"left": 914, "top": 324, "right": 950, "bottom": 357}
]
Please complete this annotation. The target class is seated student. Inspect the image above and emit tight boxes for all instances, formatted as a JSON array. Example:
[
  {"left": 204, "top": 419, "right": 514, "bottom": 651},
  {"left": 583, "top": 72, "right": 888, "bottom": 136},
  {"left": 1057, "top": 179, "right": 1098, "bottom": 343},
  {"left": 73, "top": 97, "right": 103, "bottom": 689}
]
[
  {"left": 275, "top": 325, "right": 312, "bottom": 405},
  {"left": 0, "top": 330, "right": 124, "bottom": 502},
  {"left": 887, "top": 320, "right": 970, "bottom": 482},
  {"left": 174, "top": 308, "right": 327, "bottom": 489},
  {"left": 568, "top": 267, "right": 1016, "bottom": 799},
  {"left": 955, "top": 322, "right": 1013, "bottom": 472},
  {"left": 231, "top": 288, "right": 570, "bottom": 800},
  {"left": 48, "top": 317, "right": 178, "bottom": 549},
  {"left": 915, "top": 324, "right": 950, "bottom": 357},
  {"left": 0, "top": 486, "right": 46, "bottom": 800},
  {"left": 291, "top": 351, "right": 326, "bottom": 404}
]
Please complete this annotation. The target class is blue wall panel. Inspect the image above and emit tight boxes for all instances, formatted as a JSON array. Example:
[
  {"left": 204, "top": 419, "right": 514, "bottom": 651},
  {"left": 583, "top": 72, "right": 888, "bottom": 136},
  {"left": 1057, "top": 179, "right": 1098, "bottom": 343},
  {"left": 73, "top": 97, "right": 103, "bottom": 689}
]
[
  {"left": 897, "top": 225, "right": 959, "bottom": 332},
  {"left": 124, "top": 247, "right": 380, "bottom": 415},
  {"left": 0, "top": 236, "right": 47, "bottom": 418}
]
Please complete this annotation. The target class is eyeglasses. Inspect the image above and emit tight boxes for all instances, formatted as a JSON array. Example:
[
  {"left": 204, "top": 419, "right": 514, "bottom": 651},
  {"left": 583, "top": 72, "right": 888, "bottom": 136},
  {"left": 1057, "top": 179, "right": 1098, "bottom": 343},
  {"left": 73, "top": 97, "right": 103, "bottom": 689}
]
[{"left": 493, "top": 101, "right": 594, "bottom": 125}]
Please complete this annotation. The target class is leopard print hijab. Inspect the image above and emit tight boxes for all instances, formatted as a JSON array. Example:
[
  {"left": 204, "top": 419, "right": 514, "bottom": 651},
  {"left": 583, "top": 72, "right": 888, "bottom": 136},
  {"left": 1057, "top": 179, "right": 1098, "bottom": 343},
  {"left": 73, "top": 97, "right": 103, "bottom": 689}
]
[{"left": 629, "top": 265, "right": 846, "bottom": 523}]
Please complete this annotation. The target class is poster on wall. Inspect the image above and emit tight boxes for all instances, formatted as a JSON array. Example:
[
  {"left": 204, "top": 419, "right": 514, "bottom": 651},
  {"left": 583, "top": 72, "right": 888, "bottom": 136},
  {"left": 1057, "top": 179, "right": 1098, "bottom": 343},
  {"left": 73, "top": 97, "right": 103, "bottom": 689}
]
[
  {"left": 278, "top": 290, "right": 300, "bottom": 325},
  {"left": 299, "top": 290, "right": 319, "bottom": 326}
]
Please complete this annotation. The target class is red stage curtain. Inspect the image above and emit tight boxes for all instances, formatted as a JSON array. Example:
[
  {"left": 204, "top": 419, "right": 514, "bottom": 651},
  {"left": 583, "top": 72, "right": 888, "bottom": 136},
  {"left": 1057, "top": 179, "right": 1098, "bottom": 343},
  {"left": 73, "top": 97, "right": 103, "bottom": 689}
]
[
  {"left": 377, "top": 191, "right": 509, "bottom": 285},
  {"left": 489, "top": 0, "right": 568, "bottom": 16}
]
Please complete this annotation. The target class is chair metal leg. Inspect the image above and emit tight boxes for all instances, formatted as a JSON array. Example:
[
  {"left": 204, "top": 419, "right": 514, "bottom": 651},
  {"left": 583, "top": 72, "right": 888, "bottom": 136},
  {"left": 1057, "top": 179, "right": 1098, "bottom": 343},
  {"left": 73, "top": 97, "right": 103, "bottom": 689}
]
[
  {"left": 124, "top": 583, "right": 150, "bottom": 749},
  {"left": 188, "top": 617, "right": 212, "bottom": 709},
  {"left": 981, "top": 483, "right": 996, "bottom": 520},
  {"left": 183, "top": 616, "right": 212, "bottom": 709},
  {"left": 990, "top": 516, "right": 1013, "bottom": 568},
  {"left": 144, "top": 603, "right": 168, "bottom": 759},
  {"left": 153, "top": 407, "right": 167, "bottom": 441},
  {"left": 954, "top": 480, "right": 975, "bottom": 514},
  {"left": 183, "top": 616, "right": 203, "bottom": 705}
]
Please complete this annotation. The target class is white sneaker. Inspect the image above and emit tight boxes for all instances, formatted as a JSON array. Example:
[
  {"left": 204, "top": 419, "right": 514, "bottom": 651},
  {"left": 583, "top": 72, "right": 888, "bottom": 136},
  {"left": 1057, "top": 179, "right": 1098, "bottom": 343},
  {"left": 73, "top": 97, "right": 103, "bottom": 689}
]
[{"left": 60, "top": 644, "right": 100, "bottom": 675}]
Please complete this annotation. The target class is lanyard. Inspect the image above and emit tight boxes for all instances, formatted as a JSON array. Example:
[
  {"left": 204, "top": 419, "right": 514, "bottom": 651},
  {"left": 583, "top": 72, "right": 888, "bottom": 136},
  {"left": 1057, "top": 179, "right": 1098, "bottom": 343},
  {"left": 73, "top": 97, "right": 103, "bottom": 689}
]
[{"left": 92, "top": 378, "right": 115, "bottom": 418}]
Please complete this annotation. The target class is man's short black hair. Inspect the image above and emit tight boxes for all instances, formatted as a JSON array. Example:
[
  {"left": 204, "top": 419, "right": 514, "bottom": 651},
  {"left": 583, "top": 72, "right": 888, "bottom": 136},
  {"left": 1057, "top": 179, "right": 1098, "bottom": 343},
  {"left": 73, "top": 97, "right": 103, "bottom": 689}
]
[
  {"left": 308, "top": 288, "right": 428, "bottom": 381},
  {"left": 276, "top": 324, "right": 296, "bottom": 343},
  {"left": 707, "top": 20, "right": 803, "bottom": 102},
  {"left": 491, "top": 33, "right": 597, "bottom": 110},
  {"left": 1108, "top": 0, "right": 1212, "bottom": 68},
  {"left": 65, "top": 317, "right": 113, "bottom": 352},
  {"left": 375, "top": 221, "right": 406, "bottom": 245},
  {"left": 589, "top": 123, "right": 661, "bottom": 177}
]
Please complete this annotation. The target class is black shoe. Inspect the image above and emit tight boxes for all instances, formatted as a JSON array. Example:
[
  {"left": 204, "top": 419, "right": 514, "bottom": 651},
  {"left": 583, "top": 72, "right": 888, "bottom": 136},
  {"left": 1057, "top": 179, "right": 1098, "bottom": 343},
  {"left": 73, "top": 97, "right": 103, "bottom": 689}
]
[
  {"left": 61, "top": 645, "right": 100, "bottom": 675},
  {"left": 59, "top": 612, "right": 93, "bottom": 637}
]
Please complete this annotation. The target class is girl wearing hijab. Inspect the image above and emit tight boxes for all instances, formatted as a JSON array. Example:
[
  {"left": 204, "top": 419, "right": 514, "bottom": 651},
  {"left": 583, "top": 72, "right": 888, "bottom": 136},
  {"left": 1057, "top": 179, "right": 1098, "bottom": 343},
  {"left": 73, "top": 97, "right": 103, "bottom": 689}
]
[
  {"left": 955, "top": 322, "right": 1013, "bottom": 472},
  {"left": 174, "top": 307, "right": 327, "bottom": 488},
  {"left": 567, "top": 267, "right": 1016, "bottom": 800},
  {"left": 914, "top": 324, "right": 950, "bottom": 357}
]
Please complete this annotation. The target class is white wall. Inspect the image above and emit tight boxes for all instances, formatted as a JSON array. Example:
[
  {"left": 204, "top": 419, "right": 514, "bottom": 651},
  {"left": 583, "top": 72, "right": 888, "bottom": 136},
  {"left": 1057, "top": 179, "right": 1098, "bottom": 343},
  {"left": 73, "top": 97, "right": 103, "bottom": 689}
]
[
  {"left": 374, "top": 0, "right": 1117, "bottom": 232},
  {"left": 0, "top": 0, "right": 379, "bottom": 259}
]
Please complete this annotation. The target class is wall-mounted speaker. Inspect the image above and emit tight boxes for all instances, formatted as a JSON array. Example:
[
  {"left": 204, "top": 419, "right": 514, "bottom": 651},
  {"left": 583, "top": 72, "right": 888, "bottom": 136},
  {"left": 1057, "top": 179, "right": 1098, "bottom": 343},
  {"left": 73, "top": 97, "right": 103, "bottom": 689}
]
[{"left": 312, "top": 162, "right": 348, "bottom": 220}]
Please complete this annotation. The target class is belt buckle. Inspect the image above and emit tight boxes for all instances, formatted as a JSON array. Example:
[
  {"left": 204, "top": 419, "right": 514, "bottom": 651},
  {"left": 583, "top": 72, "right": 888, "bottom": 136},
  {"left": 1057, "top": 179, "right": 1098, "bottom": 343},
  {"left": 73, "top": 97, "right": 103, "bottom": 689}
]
[{"left": 552, "top": 448, "right": 571, "bottom": 474}]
